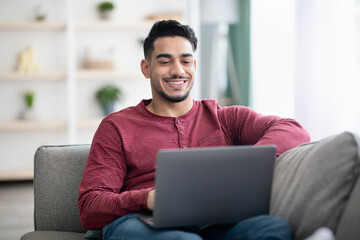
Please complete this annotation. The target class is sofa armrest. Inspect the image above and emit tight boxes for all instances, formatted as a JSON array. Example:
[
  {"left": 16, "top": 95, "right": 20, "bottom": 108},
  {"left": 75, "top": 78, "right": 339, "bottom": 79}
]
[{"left": 34, "top": 145, "right": 90, "bottom": 233}]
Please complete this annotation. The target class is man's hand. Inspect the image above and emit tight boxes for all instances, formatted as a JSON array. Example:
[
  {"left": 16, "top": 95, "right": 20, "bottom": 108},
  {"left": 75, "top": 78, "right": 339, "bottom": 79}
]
[{"left": 147, "top": 189, "right": 155, "bottom": 211}]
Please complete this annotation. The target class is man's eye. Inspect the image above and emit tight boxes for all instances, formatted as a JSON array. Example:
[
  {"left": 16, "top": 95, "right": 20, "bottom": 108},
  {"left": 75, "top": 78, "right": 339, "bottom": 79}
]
[
  {"left": 160, "top": 61, "right": 168, "bottom": 64},
  {"left": 183, "top": 58, "right": 193, "bottom": 64}
]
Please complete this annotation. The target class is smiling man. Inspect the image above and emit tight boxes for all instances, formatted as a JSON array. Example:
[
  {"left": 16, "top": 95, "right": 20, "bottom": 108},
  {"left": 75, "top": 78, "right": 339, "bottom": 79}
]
[{"left": 78, "top": 20, "right": 310, "bottom": 240}]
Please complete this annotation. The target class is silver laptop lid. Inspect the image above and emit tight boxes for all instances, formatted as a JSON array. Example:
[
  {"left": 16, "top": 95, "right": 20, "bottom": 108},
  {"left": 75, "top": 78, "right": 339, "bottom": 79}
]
[{"left": 152, "top": 145, "right": 276, "bottom": 228}]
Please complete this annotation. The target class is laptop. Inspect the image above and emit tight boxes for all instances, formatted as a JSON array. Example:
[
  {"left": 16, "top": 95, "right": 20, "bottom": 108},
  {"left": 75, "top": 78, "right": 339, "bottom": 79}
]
[{"left": 138, "top": 145, "right": 276, "bottom": 228}]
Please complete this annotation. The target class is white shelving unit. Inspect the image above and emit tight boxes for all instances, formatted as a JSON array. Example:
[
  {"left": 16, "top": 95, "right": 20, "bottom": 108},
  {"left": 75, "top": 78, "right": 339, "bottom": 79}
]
[{"left": 0, "top": 0, "right": 198, "bottom": 181}]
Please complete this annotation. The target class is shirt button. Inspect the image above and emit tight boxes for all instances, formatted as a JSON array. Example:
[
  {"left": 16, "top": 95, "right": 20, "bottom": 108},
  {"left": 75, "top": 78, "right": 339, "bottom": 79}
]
[
  {"left": 177, "top": 120, "right": 181, "bottom": 125},
  {"left": 182, "top": 145, "right": 187, "bottom": 149},
  {"left": 180, "top": 131, "right": 184, "bottom": 135}
]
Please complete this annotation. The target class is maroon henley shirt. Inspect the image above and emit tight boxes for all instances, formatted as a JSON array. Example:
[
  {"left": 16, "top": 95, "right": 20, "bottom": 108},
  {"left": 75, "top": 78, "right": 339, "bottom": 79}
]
[{"left": 78, "top": 99, "right": 310, "bottom": 230}]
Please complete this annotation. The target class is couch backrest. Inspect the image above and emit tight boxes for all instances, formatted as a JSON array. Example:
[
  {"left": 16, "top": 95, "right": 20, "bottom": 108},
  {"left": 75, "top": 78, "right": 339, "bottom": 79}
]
[
  {"left": 271, "top": 131, "right": 360, "bottom": 240},
  {"left": 34, "top": 145, "right": 90, "bottom": 233}
]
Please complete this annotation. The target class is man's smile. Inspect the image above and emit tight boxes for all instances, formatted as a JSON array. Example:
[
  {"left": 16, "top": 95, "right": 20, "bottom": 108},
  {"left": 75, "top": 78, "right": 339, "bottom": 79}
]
[
  {"left": 167, "top": 81, "right": 185, "bottom": 85},
  {"left": 163, "top": 76, "right": 190, "bottom": 88}
]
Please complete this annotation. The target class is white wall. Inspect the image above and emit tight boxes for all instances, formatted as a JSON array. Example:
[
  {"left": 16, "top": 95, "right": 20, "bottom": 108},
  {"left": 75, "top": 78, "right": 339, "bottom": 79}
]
[
  {"left": 250, "top": 0, "right": 360, "bottom": 141},
  {"left": 294, "top": 0, "right": 360, "bottom": 141},
  {"left": 250, "top": 0, "right": 295, "bottom": 118}
]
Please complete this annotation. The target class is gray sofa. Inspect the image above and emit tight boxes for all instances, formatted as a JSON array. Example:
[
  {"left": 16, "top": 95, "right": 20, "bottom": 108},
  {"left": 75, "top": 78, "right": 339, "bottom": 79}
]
[{"left": 21, "top": 131, "right": 360, "bottom": 240}]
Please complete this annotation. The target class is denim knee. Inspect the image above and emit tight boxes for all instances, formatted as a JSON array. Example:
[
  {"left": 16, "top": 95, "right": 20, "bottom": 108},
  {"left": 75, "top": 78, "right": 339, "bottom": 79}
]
[
  {"left": 227, "top": 215, "right": 293, "bottom": 240},
  {"left": 157, "top": 231, "right": 203, "bottom": 240},
  {"left": 252, "top": 215, "right": 293, "bottom": 240},
  {"left": 102, "top": 214, "right": 204, "bottom": 240}
]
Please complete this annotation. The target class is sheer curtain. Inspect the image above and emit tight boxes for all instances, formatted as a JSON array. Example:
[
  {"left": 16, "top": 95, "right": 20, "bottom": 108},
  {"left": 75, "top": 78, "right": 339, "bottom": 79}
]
[{"left": 251, "top": 0, "right": 359, "bottom": 141}]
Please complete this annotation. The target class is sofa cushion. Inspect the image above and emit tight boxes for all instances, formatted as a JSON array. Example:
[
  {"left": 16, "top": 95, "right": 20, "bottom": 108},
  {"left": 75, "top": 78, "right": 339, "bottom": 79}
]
[{"left": 270, "top": 131, "right": 360, "bottom": 240}]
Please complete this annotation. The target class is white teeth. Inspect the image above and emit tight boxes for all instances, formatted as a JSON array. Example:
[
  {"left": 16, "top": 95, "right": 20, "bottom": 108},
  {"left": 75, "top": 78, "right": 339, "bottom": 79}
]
[{"left": 169, "top": 81, "right": 185, "bottom": 85}]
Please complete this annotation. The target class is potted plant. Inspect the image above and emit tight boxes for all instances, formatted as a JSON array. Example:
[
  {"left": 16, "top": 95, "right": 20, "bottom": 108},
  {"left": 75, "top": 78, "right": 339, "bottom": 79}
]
[
  {"left": 96, "top": 85, "right": 122, "bottom": 116},
  {"left": 19, "top": 91, "right": 35, "bottom": 120},
  {"left": 24, "top": 92, "right": 35, "bottom": 109},
  {"left": 34, "top": 5, "right": 46, "bottom": 22},
  {"left": 97, "top": 2, "right": 115, "bottom": 20}
]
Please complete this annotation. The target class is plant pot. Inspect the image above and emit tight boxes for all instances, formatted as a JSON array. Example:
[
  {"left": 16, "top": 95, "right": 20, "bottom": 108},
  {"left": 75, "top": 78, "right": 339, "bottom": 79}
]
[
  {"left": 103, "top": 101, "right": 115, "bottom": 116},
  {"left": 19, "top": 108, "right": 36, "bottom": 120},
  {"left": 99, "top": 10, "right": 113, "bottom": 20}
]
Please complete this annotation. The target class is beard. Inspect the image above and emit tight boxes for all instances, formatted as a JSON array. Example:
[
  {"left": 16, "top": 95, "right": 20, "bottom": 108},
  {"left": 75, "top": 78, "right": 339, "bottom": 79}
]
[
  {"left": 151, "top": 74, "right": 194, "bottom": 103},
  {"left": 158, "top": 88, "right": 192, "bottom": 103}
]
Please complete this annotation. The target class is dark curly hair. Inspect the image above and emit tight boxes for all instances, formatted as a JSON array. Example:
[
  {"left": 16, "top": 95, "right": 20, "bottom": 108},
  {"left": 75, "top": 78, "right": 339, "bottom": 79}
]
[{"left": 143, "top": 20, "right": 198, "bottom": 60}]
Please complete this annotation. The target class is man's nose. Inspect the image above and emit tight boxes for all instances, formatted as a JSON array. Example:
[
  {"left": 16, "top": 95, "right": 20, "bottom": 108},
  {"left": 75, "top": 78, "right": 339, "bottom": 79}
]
[{"left": 170, "top": 61, "right": 185, "bottom": 76}]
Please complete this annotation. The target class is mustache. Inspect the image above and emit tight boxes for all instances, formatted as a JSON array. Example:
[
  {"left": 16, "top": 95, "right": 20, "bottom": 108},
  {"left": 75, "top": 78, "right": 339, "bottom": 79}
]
[{"left": 163, "top": 75, "right": 190, "bottom": 81}]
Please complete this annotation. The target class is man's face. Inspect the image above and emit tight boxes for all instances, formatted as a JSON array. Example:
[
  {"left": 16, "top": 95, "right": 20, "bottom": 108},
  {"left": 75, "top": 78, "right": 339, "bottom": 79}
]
[{"left": 142, "top": 36, "right": 196, "bottom": 103}]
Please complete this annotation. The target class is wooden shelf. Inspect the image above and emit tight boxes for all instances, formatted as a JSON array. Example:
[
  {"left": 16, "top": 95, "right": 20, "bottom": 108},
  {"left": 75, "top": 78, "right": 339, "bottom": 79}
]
[
  {"left": 0, "top": 20, "right": 155, "bottom": 31},
  {"left": 77, "top": 69, "right": 143, "bottom": 79},
  {"left": 0, "top": 168, "right": 33, "bottom": 181},
  {"left": 78, "top": 118, "right": 103, "bottom": 129},
  {"left": 0, "top": 22, "right": 66, "bottom": 31},
  {"left": 76, "top": 20, "right": 154, "bottom": 31},
  {"left": 0, "top": 71, "right": 66, "bottom": 81},
  {"left": 0, "top": 118, "right": 105, "bottom": 131},
  {"left": 0, "top": 120, "right": 67, "bottom": 131}
]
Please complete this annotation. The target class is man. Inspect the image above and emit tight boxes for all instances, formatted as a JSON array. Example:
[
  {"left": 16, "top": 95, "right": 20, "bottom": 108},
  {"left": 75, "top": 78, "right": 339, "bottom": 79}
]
[{"left": 79, "top": 20, "right": 310, "bottom": 240}]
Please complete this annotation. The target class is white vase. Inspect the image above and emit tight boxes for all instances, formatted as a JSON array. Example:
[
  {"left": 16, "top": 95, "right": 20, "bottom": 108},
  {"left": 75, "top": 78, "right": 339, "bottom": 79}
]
[
  {"left": 99, "top": 10, "right": 112, "bottom": 20},
  {"left": 19, "top": 108, "right": 36, "bottom": 120}
]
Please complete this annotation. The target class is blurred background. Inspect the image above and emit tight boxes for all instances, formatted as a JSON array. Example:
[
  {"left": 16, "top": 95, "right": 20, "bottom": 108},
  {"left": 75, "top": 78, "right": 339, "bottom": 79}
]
[{"left": 0, "top": 0, "right": 359, "bottom": 238}]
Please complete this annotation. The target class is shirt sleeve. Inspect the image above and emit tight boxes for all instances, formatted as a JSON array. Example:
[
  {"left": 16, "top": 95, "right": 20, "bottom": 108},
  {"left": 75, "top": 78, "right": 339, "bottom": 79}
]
[
  {"left": 218, "top": 106, "right": 310, "bottom": 157},
  {"left": 78, "top": 119, "right": 152, "bottom": 230}
]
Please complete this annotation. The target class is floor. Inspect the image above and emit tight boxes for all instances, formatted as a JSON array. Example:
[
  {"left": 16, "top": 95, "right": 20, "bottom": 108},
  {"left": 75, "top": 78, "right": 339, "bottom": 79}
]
[{"left": 0, "top": 181, "right": 33, "bottom": 240}]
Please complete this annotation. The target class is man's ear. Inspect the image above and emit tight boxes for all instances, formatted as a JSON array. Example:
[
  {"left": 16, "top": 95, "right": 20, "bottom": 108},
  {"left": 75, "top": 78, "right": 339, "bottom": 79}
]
[
  {"left": 194, "top": 59, "right": 197, "bottom": 70},
  {"left": 141, "top": 59, "right": 150, "bottom": 79}
]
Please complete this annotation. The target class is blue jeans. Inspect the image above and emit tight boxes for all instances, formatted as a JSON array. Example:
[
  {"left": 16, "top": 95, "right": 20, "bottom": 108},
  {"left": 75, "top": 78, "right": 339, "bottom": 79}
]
[{"left": 102, "top": 214, "right": 293, "bottom": 240}]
